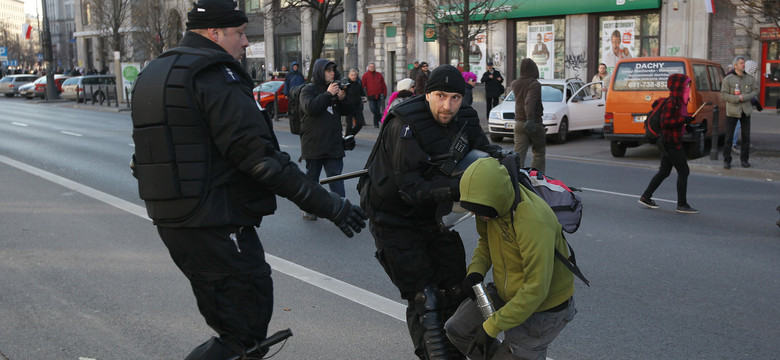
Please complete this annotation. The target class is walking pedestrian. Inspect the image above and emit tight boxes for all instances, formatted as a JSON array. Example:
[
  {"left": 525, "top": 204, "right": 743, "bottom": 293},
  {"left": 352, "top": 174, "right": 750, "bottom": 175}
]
[
  {"left": 481, "top": 61, "right": 504, "bottom": 119},
  {"left": 363, "top": 62, "right": 387, "bottom": 128},
  {"left": 721, "top": 55, "right": 758, "bottom": 169},
  {"left": 510, "top": 58, "right": 546, "bottom": 172}
]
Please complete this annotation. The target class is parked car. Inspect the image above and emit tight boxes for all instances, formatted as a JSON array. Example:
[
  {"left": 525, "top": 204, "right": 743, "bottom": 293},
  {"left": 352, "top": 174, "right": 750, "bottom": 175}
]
[
  {"left": 60, "top": 75, "right": 116, "bottom": 102},
  {"left": 18, "top": 81, "right": 37, "bottom": 99},
  {"left": 487, "top": 79, "right": 606, "bottom": 143},
  {"left": 32, "top": 74, "right": 70, "bottom": 99},
  {"left": 253, "top": 80, "right": 288, "bottom": 118},
  {"left": 0, "top": 75, "right": 39, "bottom": 97}
]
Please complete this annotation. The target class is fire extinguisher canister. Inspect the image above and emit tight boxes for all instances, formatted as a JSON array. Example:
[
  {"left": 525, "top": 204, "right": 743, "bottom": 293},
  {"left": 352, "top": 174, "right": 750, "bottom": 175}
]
[{"left": 472, "top": 282, "right": 495, "bottom": 320}]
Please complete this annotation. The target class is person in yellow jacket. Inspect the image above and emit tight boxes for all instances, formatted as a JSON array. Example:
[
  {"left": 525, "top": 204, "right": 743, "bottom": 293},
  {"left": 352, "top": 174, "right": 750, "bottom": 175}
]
[{"left": 445, "top": 157, "right": 575, "bottom": 359}]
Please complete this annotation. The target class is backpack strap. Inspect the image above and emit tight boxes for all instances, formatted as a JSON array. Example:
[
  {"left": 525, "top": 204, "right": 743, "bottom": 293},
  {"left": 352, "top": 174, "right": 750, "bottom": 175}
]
[{"left": 555, "top": 236, "right": 590, "bottom": 286}]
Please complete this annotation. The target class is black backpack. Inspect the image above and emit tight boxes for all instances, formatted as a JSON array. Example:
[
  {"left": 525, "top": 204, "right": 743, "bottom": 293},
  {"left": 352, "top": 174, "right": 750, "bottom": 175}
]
[
  {"left": 644, "top": 97, "right": 669, "bottom": 144},
  {"left": 287, "top": 83, "right": 307, "bottom": 135}
]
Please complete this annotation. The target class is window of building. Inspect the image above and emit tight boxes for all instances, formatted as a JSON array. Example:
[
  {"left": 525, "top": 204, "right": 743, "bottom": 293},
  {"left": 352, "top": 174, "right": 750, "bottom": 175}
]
[
  {"left": 276, "top": 35, "right": 301, "bottom": 72},
  {"left": 320, "top": 32, "right": 344, "bottom": 66},
  {"left": 82, "top": 2, "right": 91, "bottom": 26},
  {"left": 245, "top": 0, "right": 261, "bottom": 12},
  {"left": 515, "top": 18, "right": 565, "bottom": 79},
  {"left": 597, "top": 12, "right": 660, "bottom": 74}
]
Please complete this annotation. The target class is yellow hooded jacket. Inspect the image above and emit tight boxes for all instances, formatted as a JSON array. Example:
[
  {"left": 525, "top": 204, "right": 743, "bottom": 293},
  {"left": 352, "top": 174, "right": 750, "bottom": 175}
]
[{"left": 459, "top": 157, "right": 574, "bottom": 337}]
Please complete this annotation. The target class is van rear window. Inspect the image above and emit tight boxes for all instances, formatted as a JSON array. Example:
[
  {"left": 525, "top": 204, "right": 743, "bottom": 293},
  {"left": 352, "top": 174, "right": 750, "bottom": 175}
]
[{"left": 612, "top": 61, "right": 686, "bottom": 91}]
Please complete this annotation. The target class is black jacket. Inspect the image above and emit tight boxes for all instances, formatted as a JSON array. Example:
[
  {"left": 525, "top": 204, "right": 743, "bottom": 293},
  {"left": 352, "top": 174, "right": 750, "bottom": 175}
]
[
  {"left": 463, "top": 83, "right": 474, "bottom": 106},
  {"left": 300, "top": 59, "right": 346, "bottom": 160},
  {"left": 131, "top": 32, "right": 336, "bottom": 227},
  {"left": 510, "top": 59, "right": 543, "bottom": 124},
  {"left": 481, "top": 69, "right": 505, "bottom": 98},
  {"left": 341, "top": 77, "right": 365, "bottom": 115}
]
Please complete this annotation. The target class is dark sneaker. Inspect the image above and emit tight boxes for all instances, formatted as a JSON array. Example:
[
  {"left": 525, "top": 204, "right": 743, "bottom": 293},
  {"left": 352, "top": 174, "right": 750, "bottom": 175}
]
[
  {"left": 302, "top": 212, "right": 318, "bottom": 221},
  {"left": 638, "top": 197, "right": 659, "bottom": 209},
  {"left": 723, "top": 161, "right": 731, "bottom": 169},
  {"left": 676, "top": 204, "right": 699, "bottom": 214},
  {"left": 741, "top": 161, "right": 751, "bottom": 168}
]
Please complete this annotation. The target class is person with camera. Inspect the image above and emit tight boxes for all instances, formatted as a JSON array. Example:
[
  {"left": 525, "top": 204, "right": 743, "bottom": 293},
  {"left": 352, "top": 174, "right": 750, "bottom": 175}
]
[
  {"left": 363, "top": 62, "right": 387, "bottom": 128},
  {"left": 639, "top": 73, "right": 698, "bottom": 214},
  {"left": 342, "top": 68, "right": 366, "bottom": 137},
  {"left": 129, "top": 2, "right": 366, "bottom": 358},
  {"left": 299, "top": 58, "right": 349, "bottom": 220}
]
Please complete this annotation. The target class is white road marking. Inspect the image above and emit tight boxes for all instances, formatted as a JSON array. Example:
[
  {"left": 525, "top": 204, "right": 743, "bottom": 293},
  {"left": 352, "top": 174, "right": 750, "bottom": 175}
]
[
  {"left": 0, "top": 154, "right": 407, "bottom": 322},
  {"left": 581, "top": 187, "right": 676, "bottom": 204},
  {"left": 11, "top": 122, "right": 28, "bottom": 127},
  {"left": 60, "top": 131, "right": 83, "bottom": 137}
]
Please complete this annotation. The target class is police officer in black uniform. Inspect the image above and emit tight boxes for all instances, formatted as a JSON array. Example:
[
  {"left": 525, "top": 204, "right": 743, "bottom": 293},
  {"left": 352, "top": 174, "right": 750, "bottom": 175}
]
[
  {"left": 360, "top": 65, "right": 502, "bottom": 359},
  {"left": 130, "top": 1, "right": 366, "bottom": 359}
]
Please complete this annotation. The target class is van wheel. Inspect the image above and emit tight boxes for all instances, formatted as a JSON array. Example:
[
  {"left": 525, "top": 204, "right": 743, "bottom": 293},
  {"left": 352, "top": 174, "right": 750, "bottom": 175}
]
[
  {"left": 685, "top": 131, "right": 707, "bottom": 158},
  {"left": 94, "top": 91, "right": 106, "bottom": 104},
  {"left": 490, "top": 134, "right": 503, "bottom": 143},
  {"left": 610, "top": 141, "right": 627, "bottom": 157},
  {"left": 555, "top": 117, "right": 569, "bottom": 143},
  {"left": 266, "top": 102, "right": 276, "bottom": 119}
]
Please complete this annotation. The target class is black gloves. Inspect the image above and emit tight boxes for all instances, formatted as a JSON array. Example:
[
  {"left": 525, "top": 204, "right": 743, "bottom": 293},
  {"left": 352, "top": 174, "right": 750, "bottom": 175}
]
[
  {"left": 461, "top": 273, "right": 484, "bottom": 300},
  {"left": 467, "top": 325, "right": 497, "bottom": 360},
  {"left": 327, "top": 192, "right": 367, "bottom": 238},
  {"left": 343, "top": 135, "right": 356, "bottom": 151},
  {"left": 523, "top": 120, "right": 538, "bottom": 134}
]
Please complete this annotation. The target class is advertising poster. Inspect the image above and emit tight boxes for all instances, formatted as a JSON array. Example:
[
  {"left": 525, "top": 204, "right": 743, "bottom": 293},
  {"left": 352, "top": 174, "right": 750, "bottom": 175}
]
[
  {"left": 601, "top": 19, "right": 635, "bottom": 74},
  {"left": 121, "top": 63, "right": 140, "bottom": 101},
  {"left": 469, "top": 32, "right": 487, "bottom": 75},
  {"left": 527, "top": 24, "right": 554, "bottom": 79}
]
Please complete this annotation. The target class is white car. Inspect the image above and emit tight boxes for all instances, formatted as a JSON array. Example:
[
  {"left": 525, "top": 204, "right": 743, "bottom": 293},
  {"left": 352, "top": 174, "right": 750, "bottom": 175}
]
[{"left": 487, "top": 79, "right": 606, "bottom": 143}]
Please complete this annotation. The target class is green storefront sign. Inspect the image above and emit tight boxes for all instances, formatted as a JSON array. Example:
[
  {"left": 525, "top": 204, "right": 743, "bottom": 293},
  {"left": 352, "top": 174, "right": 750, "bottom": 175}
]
[
  {"left": 439, "top": 0, "right": 660, "bottom": 21},
  {"left": 424, "top": 24, "right": 437, "bottom": 42}
]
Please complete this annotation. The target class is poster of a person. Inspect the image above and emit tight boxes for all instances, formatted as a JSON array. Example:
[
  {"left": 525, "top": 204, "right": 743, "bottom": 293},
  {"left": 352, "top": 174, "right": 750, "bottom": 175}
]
[
  {"left": 601, "top": 20, "right": 635, "bottom": 73},
  {"left": 527, "top": 24, "right": 554, "bottom": 79}
]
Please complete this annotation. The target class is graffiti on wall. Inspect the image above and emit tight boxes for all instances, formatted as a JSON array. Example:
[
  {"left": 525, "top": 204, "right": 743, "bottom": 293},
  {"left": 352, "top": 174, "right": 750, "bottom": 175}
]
[{"left": 564, "top": 52, "right": 587, "bottom": 79}]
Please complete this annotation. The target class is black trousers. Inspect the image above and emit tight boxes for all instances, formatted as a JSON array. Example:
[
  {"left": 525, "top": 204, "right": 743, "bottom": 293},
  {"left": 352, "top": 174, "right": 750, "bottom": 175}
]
[
  {"left": 723, "top": 114, "right": 751, "bottom": 163},
  {"left": 344, "top": 110, "right": 365, "bottom": 137},
  {"left": 370, "top": 223, "right": 467, "bottom": 359},
  {"left": 158, "top": 226, "right": 273, "bottom": 359},
  {"left": 485, "top": 96, "right": 500, "bottom": 119},
  {"left": 642, "top": 143, "right": 690, "bottom": 206}
]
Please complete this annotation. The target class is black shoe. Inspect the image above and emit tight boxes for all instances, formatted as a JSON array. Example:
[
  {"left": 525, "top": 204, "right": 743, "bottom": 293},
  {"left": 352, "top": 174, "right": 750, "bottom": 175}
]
[
  {"left": 638, "top": 197, "right": 659, "bottom": 209},
  {"left": 723, "top": 161, "right": 731, "bottom": 169},
  {"left": 676, "top": 204, "right": 699, "bottom": 214},
  {"left": 741, "top": 161, "right": 750, "bottom": 168}
]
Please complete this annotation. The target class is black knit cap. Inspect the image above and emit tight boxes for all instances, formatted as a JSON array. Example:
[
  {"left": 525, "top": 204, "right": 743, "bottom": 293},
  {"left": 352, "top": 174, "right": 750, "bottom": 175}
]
[
  {"left": 425, "top": 64, "right": 466, "bottom": 95},
  {"left": 186, "top": 0, "right": 248, "bottom": 30}
]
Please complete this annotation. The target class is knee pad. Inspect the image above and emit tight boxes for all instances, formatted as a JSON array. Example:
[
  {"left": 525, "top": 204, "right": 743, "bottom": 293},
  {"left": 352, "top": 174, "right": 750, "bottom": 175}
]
[{"left": 413, "top": 285, "right": 443, "bottom": 315}]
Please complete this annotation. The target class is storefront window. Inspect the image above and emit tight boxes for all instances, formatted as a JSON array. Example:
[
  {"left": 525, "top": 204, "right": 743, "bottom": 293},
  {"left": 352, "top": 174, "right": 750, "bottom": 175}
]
[
  {"left": 320, "top": 33, "right": 345, "bottom": 67},
  {"left": 276, "top": 35, "right": 301, "bottom": 73},
  {"left": 244, "top": 0, "right": 261, "bottom": 12},
  {"left": 515, "top": 18, "right": 565, "bottom": 79},
  {"left": 598, "top": 13, "right": 660, "bottom": 74}
]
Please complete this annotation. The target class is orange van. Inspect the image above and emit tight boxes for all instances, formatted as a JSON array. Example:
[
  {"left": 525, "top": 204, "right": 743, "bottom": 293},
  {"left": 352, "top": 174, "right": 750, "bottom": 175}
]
[{"left": 603, "top": 57, "right": 727, "bottom": 158}]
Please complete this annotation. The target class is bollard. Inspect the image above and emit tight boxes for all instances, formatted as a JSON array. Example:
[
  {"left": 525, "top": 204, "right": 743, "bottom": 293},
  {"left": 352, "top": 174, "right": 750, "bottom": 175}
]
[
  {"left": 273, "top": 92, "right": 279, "bottom": 122},
  {"left": 709, "top": 105, "right": 719, "bottom": 160}
]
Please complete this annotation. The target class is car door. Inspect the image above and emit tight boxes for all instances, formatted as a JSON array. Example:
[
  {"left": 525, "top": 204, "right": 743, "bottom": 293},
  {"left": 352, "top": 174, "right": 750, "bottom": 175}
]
[{"left": 567, "top": 80, "right": 606, "bottom": 130}]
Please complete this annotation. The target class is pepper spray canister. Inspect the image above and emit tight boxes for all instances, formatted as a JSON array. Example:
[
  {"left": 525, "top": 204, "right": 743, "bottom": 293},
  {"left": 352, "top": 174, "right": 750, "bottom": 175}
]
[{"left": 472, "top": 282, "right": 495, "bottom": 320}]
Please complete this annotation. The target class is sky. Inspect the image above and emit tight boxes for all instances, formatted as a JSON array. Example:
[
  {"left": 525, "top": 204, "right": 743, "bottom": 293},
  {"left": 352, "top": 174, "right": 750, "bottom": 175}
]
[{"left": 24, "top": 0, "right": 38, "bottom": 16}]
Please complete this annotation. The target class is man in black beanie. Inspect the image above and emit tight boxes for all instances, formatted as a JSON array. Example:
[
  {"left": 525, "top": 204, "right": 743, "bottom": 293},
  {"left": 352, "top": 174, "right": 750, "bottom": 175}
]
[
  {"left": 359, "top": 64, "right": 502, "bottom": 359},
  {"left": 130, "top": 1, "right": 366, "bottom": 358}
]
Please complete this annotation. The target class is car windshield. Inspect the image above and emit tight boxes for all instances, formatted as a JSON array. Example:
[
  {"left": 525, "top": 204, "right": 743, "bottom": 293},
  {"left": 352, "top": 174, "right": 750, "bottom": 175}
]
[
  {"left": 62, "top": 77, "right": 81, "bottom": 85},
  {"left": 0, "top": 78, "right": 11, "bottom": 83},
  {"left": 256, "top": 81, "right": 282, "bottom": 93},
  {"left": 541, "top": 84, "right": 564, "bottom": 102},
  {"left": 34, "top": 77, "right": 46, "bottom": 84}
]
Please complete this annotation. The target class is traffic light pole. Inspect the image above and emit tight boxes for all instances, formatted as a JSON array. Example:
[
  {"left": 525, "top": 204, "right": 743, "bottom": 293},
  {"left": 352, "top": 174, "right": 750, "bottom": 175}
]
[{"left": 41, "top": 0, "right": 57, "bottom": 100}]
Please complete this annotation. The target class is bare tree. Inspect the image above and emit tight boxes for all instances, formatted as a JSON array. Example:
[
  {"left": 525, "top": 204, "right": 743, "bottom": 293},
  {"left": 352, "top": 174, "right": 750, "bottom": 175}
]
[
  {"left": 85, "top": 0, "right": 134, "bottom": 63},
  {"left": 133, "top": 0, "right": 174, "bottom": 60},
  {"left": 275, "top": 0, "right": 345, "bottom": 79},
  {"left": 732, "top": 0, "right": 780, "bottom": 39},
  {"left": 417, "top": 0, "right": 513, "bottom": 71}
]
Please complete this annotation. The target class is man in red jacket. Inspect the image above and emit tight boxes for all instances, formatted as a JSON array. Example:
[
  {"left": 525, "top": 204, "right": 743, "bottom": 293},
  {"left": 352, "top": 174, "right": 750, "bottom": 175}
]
[{"left": 362, "top": 62, "right": 387, "bottom": 128}]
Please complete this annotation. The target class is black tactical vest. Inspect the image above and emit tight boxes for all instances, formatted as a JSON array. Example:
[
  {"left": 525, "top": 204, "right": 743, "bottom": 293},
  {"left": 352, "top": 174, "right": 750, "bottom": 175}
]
[{"left": 131, "top": 47, "right": 247, "bottom": 223}]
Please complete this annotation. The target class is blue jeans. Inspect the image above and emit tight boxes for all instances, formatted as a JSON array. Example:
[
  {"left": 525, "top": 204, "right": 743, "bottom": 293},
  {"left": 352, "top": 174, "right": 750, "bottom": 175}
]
[
  {"left": 368, "top": 98, "right": 383, "bottom": 127},
  {"left": 305, "top": 158, "right": 345, "bottom": 197}
]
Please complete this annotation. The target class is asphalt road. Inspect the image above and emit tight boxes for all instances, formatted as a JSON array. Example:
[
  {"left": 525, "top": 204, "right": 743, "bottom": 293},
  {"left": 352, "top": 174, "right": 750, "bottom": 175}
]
[{"left": 0, "top": 98, "right": 778, "bottom": 359}]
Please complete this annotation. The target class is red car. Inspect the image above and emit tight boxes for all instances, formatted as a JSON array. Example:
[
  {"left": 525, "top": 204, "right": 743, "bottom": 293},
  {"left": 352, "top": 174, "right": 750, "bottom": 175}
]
[
  {"left": 32, "top": 74, "right": 70, "bottom": 99},
  {"left": 253, "top": 80, "right": 288, "bottom": 118}
]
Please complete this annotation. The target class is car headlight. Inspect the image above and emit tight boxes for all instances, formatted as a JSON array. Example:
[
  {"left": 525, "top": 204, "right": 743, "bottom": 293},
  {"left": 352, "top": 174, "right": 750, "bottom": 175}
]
[
  {"left": 542, "top": 113, "right": 557, "bottom": 121},
  {"left": 490, "top": 111, "right": 502, "bottom": 120}
]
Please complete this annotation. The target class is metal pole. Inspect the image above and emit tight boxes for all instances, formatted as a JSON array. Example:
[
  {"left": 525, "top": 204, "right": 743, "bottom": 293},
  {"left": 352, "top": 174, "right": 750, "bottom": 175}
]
[
  {"left": 41, "top": 0, "right": 58, "bottom": 100},
  {"left": 343, "top": 0, "right": 358, "bottom": 72},
  {"left": 709, "top": 105, "right": 719, "bottom": 160}
]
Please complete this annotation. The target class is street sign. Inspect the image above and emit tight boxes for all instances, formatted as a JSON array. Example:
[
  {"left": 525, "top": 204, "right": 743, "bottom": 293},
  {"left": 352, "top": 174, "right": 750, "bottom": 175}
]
[
  {"left": 0, "top": 47, "right": 7, "bottom": 62},
  {"left": 347, "top": 22, "right": 358, "bottom": 34}
]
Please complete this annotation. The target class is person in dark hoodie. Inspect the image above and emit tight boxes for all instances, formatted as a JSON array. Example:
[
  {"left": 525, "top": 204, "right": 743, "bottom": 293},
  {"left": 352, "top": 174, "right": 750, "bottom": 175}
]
[
  {"left": 342, "top": 68, "right": 366, "bottom": 136},
  {"left": 510, "top": 58, "right": 546, "bottom": 172},
  {"left": 639, "top": 73, "right": 698, "bottom": 214},
  {"left": 283, "top": 61, "right": 305, "bottom": 96},
  {"left": 299, "top": 59, "right": 348, "bottom": 220},
  {"left": 129, "top": 1, "right": 366, "bottom": 358},
  {"left": 462, "top": 71, "right": 477, "bottom": 106}
]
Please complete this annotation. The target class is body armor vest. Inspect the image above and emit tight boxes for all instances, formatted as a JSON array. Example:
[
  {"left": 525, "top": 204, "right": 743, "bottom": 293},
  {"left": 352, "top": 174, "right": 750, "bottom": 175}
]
[{"left": 131, "top": 47, "right": 247, "bottom": 223}]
